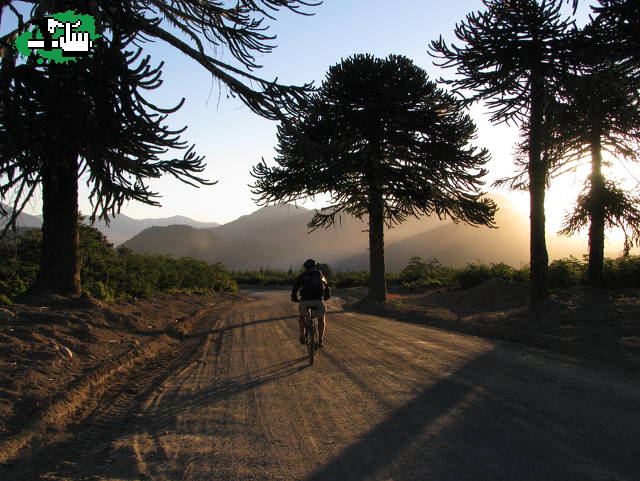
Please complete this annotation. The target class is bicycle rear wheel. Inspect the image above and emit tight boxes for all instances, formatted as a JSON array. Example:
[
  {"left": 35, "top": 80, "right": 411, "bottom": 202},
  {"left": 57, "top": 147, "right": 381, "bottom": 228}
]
[{"left": 306, "top": 316, "right": 316, "bottom": 365}]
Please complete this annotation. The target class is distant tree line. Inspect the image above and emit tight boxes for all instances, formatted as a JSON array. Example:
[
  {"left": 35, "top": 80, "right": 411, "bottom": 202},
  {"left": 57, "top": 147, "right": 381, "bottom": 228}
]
[{"left": 231, "top": 255, "right": 640, "bottom": 291}]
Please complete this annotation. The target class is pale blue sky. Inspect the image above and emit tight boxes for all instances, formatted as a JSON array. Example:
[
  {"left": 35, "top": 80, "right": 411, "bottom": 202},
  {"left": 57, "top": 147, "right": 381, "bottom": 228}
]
[
  {"left": 8, "top": 0, "right": 637, "bottom": 243},
  {"left": 114, "top": 0, "right": 500, "bottom": 224}
]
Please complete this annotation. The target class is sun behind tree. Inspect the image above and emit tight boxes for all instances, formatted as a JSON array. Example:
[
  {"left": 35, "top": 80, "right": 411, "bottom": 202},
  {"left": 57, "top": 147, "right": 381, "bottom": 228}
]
[{"left": 252, "top": 54, "right": 496, "bottom": 302}]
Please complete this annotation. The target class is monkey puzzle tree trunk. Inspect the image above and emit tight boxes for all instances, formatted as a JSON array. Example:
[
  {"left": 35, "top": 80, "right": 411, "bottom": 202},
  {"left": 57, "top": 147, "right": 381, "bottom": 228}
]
[
  {"left": 32, "top": 151, "right": 81, "bottom": 295},
  {"left": 528, "top": 76, "right": 549, "bottom": 305},
  {"left": 367, "top": 185, "right": 386, "bottom": 302},
  {"left": 587, "top": 132, "right": 606, "bottom": 288}
]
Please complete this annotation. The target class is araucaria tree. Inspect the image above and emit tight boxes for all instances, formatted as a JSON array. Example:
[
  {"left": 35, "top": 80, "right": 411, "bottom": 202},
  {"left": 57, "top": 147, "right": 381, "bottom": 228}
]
[
  {"left": 252, "top": 54, "right": 496, "bottom": 302},
  {"left": 0, "top": 1, "right": 317, "bottom": 296},
  {"left": 430, "top": 0, "right": 573, "bottom": 305},
  {"left": 556, "top": 19, "right": 640, "bottom": 287}
]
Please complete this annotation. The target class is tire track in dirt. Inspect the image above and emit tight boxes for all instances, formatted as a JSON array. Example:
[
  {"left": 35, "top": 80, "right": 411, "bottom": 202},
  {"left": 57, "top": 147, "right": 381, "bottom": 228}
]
[{"left": 1, "top": 302, "right": 229, "bottom": 481}]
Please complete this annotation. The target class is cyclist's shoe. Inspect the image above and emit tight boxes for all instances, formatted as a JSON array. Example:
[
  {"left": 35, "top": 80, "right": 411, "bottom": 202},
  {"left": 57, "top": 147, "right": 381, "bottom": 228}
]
[
  {"left": 299, "top": 336, "right": 305, "bottom": 345},
  {"left": 318, "top": 339, "right": 324, "bottom": 348}
]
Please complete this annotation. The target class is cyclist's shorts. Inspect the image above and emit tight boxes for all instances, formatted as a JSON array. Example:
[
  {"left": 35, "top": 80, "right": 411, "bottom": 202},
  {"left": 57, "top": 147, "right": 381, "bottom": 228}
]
[{"left": 299, "top": 299, "right": 326, "bottom": 317}]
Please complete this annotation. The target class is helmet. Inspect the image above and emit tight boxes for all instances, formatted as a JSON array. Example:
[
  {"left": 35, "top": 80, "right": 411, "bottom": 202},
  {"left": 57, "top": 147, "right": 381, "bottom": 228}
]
[{"left": 303, "top": 259, "right": 317, "bottom": 270}]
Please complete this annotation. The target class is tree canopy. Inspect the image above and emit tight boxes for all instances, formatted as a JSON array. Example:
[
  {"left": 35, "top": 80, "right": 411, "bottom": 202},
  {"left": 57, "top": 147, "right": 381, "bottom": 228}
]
[
  {"left": 0, "top": 0, "right": 319, "bottom": 227},
  {"left": 253, "top": 54, "right": 496, "bottom": 229}
]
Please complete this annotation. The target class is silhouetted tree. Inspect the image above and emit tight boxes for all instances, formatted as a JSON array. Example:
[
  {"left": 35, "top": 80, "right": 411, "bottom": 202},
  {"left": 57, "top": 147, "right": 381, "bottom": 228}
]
[
  {"left": 555, "top": 20, "right": 640, "bottom": 283},
  {"left": 430, "top": 0, "right": 573, "bottom": 305},
  {"left": 252, "top": 54, "right": 496, "bottom": 302},
  {"left": 1, "top": 34, "right": 211, "bottom": 294},
  {"left": 0, "top": 1, "right": 317, "bottom": 295}
]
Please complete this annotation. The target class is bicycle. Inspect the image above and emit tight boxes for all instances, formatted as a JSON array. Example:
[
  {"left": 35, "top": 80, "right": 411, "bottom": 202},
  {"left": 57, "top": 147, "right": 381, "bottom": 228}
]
[{"left": 303, "top": 306, "right": 320, "bottom": 365}]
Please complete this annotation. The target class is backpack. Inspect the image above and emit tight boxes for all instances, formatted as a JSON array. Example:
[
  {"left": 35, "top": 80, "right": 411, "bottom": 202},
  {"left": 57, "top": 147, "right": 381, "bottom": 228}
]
[{"left": 302, "top": 269, "right": 325, "bottom": 298}]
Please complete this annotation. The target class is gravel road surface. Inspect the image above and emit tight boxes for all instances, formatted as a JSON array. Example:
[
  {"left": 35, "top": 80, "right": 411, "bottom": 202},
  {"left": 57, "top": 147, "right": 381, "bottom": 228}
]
[{"left": 5, "top": 289, "right": 639, "bottom": 481}]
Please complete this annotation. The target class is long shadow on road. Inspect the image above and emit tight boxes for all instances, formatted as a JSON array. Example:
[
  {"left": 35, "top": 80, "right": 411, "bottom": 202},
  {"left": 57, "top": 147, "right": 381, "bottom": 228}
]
[
  {"left": 149, "top": 356, "right": 309, "bottom": 423},
  {"left": 303, "top": 346, "right": 639, "bottom": 481},
  {"left": 200, "top": 314, "right": 298, "bottom": 336},
  {"left": 302, "top": 354, "right": 479, "bottom": 481}
]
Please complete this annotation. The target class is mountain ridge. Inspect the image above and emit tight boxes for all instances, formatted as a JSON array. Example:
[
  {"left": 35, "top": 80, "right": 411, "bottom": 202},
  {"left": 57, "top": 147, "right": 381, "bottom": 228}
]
[
  {"left": 0, "top": 203, "right": 220, "bottom": 245},
  {"left": 123, "top": 199, "right": 595, "bottom": 272}
]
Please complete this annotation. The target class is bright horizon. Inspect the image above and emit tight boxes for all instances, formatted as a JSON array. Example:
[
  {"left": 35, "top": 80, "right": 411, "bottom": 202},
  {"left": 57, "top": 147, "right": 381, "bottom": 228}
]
[{"left": 6, "top": 1, "right": 639, "bottom": 253}]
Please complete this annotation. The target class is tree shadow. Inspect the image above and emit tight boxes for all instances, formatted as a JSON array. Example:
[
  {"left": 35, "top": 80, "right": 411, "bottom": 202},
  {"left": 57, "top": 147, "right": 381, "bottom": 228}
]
[
  {"left": 148, "top": 356, "right": 309, "bottom": 422},
  {"left": 208, "top": 309, "right": 350, "bottom": 339},
  {"left": 302, "top": 346, "right": 639, "bottom": 481},
  {"left": 301, "top": 355, "right": 480, "bottom": 481},
  {"left": 196, "top": 313, "right": 299, "bottom": 337}
]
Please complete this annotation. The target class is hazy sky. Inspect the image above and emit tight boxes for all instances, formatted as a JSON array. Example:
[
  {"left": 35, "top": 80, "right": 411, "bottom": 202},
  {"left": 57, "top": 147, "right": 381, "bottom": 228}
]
[{"left": 8, "top": 1, "right": 640, "bottom": 247}]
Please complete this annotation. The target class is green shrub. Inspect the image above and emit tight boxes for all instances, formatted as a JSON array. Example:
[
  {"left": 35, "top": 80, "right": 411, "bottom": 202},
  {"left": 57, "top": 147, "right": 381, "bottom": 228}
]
[
  {"left": 603, "top": 255, "right": 640, "bottom": 288},
  {"left": 213, "top": 278, "right": 238, "bottom": 292},
  {"left": 548, "top": 256, "right": 586, "bottom": 288},
  {"left": 85, "top": 281, "right": 116, "bottom": 301},
  {"left": 385, "top": 272, "right": 400, "bottom": 285},
  {"left": 334, "top": 271, "right": 369, "bottom": 288},
  {"left": 454, "top": 262, "right": 521, "bottom": 288},
  {"left": 455, "top": 263, "right": 492, "bottom": 288},
  {"left": 401, "top": 278, "right": 445, "bottom": 289},
  {"left": 232, "top": 268, "right": 297, "bottom": 286},
  {"left": 398, "top": 257, "right": 455, "bottom": 289},
  {"left": 513, "top": 264, "right": 530, "bottom": 283},
  {"left": 0, "top": 224, "right": 237, "bottom": 302}
]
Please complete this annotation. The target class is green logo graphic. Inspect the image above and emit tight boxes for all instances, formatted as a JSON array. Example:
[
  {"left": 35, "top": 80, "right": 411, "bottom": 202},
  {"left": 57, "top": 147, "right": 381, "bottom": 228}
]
[{"left": 14, "top": 10, "right": 100, "bottom": 64}]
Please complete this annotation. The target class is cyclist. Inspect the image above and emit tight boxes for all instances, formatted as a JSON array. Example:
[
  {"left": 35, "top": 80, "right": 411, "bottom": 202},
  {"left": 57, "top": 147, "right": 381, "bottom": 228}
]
[{"left": 291, "top": 259, "right": 331, "bottom": 348}]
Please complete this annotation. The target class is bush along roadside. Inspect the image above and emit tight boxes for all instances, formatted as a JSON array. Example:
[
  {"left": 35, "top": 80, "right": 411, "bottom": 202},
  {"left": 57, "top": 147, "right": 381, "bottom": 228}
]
[{"left": 0, "top": 224, "right": 237, "bottom": 303}]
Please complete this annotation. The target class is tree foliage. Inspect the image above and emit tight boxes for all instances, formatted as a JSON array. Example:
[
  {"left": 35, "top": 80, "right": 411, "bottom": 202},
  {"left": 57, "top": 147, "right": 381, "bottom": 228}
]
[
  {"left": 593, "top": 0, "right": 640, "bottom": 72},
  {"left": 0, "top": 0, "right": 319, "bottom": 227},
  {"left": 560, "top": 179, "right": 640, "bottom": 255},
  {"left": 429, "top": 0, "right": 572, "bottom": 125},
  {"left": 556, "top": 22, "right": 640, "bottom": 283},
  {"left": 253, "top": 54, "right": 496, "bottom": 226},
  {"left": 0, "top": 37, "right": 213, "bottom": 229}
]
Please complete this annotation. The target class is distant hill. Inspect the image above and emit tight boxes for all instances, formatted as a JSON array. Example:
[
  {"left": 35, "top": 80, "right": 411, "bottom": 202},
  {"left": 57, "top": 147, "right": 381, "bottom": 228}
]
[
  {"left": 91, "top": 214, "right": 219, "bottom": 245},
  {"left": 0, "top": 203, "right": 219, "bottom": 245},
  {"left": 208, "top": 204, "right": 310, "bottom": 242},
  {"left": 363, "top": 199, "right": 586, "bottom": 269},
  {"left": 1, "top": 203, "right": 42, "bottom": 229},
  {"left": 123, "top": 225, "right": 222, "bottom": 260},
  {"left": 122, "top": 198, "right": 596, "bottom": 272}
]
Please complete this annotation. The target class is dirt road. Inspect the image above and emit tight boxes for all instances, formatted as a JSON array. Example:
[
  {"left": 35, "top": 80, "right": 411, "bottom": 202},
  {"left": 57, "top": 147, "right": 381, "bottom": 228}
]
[{"left": 5, "top": 289, "right": 640, "bottom": 481}]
